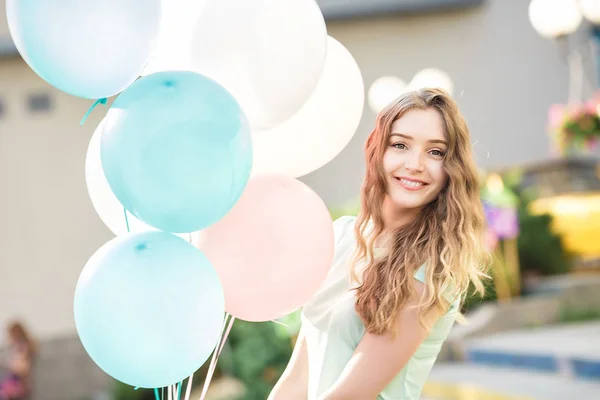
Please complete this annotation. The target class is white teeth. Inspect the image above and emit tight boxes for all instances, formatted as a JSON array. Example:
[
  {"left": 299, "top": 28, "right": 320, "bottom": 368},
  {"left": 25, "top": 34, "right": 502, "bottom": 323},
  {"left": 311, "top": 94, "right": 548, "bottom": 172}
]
[{"left": 399, "top": 178, "right": 423, "bottom": 187}]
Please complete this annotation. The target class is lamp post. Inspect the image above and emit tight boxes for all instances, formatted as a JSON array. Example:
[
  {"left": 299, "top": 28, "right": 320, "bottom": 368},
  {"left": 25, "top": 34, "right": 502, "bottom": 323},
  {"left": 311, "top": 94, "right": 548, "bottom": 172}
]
[
  {"left": 528, "top": 0, "right": 600, "bottom": 102},
  {"left": 581, "top": 0, "right": 600, "bottom": 87}
]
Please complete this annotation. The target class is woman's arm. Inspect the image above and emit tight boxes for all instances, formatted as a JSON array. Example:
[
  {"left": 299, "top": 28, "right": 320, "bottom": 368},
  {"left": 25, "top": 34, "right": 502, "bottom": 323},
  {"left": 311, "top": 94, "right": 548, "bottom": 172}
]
[
  {"left": 317, "top": 281, "right": 443, "bottom": 400},
  {"left": 268, "top": 328, "right": 309, "bottom": 400}
]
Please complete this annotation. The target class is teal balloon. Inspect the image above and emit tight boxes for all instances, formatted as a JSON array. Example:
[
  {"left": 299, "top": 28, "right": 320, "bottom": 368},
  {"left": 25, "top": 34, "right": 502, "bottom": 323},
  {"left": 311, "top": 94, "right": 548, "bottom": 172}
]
[
  {"left": 6, "top": 0, "right": 161, "bottom": 99},
  {"left": 74, "top": 232, "right": 225, "bottom": 388},
  {"left": 100, "top": 71, "right": 253, "bottom": 233}
]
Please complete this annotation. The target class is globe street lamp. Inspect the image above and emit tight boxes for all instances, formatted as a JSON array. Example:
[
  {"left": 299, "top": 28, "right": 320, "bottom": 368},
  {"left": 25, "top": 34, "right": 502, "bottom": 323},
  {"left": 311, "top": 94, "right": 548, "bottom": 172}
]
[
  {"left": 367, "top": 68, "right": 454, "bottom": 115},
  {"left": 581, "top": 0, "right": 600, "bottom": 25},
  {"left": 528, "top": 0, "right": 583, "bottom": 39},
  {"left": 528, "top": 0, "right": 600, "bottom": 102}
]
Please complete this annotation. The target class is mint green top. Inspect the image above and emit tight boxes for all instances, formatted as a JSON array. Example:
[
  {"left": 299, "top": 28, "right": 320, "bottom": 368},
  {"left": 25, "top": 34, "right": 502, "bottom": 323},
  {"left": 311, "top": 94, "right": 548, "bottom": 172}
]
[{"left": 301, "top": 216, "right": 459, "bottom": 400}]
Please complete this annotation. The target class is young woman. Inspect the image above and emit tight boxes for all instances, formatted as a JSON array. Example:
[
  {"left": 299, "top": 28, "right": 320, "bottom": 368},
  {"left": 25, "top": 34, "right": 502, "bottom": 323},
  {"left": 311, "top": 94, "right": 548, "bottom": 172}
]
[
  {"left": 0, "top": 322, "right": 37, "bottom": 400},
  {"left": 269, "top": 88, "right": 488, "bottom": 400}
]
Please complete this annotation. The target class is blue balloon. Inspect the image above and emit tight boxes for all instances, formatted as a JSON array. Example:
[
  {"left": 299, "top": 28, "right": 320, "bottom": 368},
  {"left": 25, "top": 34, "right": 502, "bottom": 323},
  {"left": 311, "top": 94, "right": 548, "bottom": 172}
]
[
  {"left": 74, "top": 231, "right": 225, "bottom": 389},
  {"left": 100, "top": 71, "right": 253, "bottom": 233},
  {"left": 6, "top": 0, "right": 161, "bottom": 98}
]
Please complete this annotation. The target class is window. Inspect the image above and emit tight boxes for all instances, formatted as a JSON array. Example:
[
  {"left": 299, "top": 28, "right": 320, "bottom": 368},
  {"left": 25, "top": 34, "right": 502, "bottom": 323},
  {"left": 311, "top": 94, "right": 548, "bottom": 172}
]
[
  {"left": 318, "top": 0, "right": 485, "bottom": 19},
  {"left": 27, "top": 93, "right": 53, "bottom": 113}
]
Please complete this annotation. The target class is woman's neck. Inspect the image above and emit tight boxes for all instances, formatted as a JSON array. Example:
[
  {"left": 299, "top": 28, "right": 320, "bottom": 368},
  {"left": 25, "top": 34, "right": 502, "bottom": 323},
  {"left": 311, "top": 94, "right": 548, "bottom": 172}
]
[{"left": 380, "top": 196, "right": 420, "bottom": 233}]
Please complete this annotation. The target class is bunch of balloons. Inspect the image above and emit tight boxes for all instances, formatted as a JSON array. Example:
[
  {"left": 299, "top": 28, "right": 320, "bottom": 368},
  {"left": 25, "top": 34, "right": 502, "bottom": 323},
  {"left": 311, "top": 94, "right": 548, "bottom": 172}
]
[{"left": 6, "top": 0, "right": 365, "bottom": 393}]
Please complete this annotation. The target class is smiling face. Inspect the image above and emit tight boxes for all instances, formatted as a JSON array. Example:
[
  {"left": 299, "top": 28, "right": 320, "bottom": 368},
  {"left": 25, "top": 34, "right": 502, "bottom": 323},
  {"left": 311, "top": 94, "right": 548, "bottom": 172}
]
[{"left": 382, "top": 108, "right": 449, "bottom": 214}]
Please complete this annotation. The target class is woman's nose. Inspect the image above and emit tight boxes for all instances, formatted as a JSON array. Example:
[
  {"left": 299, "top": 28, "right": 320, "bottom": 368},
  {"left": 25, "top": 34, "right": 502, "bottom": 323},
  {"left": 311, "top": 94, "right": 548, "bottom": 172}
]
[{"left": 404, "top": 151, "right": 424, "bottom": 172}]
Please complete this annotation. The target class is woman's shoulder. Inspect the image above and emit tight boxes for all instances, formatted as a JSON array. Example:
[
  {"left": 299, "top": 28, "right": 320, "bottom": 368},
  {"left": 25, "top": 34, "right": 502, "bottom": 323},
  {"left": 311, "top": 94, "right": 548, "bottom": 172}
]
[
  {"left": 333, "top": 215, "right": 356, "bottom": 227},
  {"left": 333, "top": 215, "right": 357, "bottom": 244},
  {"left": 413, "top": 264, "right": 461, "bottom": 310}
]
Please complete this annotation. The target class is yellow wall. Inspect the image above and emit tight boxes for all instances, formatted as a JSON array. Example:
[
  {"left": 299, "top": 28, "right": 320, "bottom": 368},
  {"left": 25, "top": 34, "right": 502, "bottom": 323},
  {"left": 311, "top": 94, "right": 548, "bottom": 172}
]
[{"left": 530, "top": 193, "right": 600, "bottom": 258}]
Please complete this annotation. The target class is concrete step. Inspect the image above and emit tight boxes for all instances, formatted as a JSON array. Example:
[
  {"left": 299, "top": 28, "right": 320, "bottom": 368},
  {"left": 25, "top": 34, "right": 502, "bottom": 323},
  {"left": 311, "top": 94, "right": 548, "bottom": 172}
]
[
  {"left": 461, "top": 322, "right": 600, "bottom": 379},
  {"left": 425, "top": 363, "right": 600, "bottom": 400}
]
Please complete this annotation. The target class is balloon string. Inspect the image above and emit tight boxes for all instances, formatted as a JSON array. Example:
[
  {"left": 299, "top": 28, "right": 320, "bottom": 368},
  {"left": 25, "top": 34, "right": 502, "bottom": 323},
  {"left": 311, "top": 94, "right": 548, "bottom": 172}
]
[
  {"left": 183, "top": 374, "right": 194, "bottom": 400},
  {"left": 177, "top": 380, "right": 183, "bottom": 400},
  {"left": 216, "top": 315, "right": 235, "bottom": 364},
  {"left": 124, "top": 207, "right": 131, "bottom": 233},
  {"left": 203, "top": 314, "right": 229, "bottom": 376},
  {"left": 198, "top": 313, "right": 235, "bottom": 400},
  {"left": 197, "top": 314, "right": 229, "bottom": 398},
  {"left": 271, "top": 319, "right": 289, "bottom": 328},
  {"left": 80, "top": 97, "right": 108, "bottom": 126},
  {"left": 154, "top": 388, "right": 160, "bottom": 400}
]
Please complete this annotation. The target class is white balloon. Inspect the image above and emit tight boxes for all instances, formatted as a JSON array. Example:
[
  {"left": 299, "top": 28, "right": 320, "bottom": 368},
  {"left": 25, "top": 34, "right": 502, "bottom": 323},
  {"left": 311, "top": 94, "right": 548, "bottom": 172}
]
[
  {"left": 580, "top": 0, "right": 600, "bottom": 24},
  {"left": 251, "top": 36, "right": 364, "bottom": 178},
  {"left": 190, "top": 0, "right": 327, "bottom": 130},
  {"left": 6, "top": 0, "right": 161, "bottom": 99},
  {"left": 142, "top": 0, "right": 207, "bottom": 75},
  {"left": 528, "top": 0, "right": 582, "bottom": 39},
  {"left": 85, "top": 120, "right": 191, "bottom": 238}
]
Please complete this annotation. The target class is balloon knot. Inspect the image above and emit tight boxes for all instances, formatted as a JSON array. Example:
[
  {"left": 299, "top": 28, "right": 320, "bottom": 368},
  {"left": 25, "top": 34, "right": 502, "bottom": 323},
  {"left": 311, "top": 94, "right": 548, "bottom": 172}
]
[
  {"left": 80, "top": 97, "right": 108, "bottom": 126},
  {"left": 135, "top": 243, "right": 148, "bottom": 252}
]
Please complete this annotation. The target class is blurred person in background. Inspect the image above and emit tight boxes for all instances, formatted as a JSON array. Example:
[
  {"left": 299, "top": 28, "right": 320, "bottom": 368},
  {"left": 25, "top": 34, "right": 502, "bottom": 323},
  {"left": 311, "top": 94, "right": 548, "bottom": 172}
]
[
  {"left": 269, "top": 89, "right": 489, "bottom": 400},
  {"left": 0, "top": 321, "right": 37, "bottom": 400}
]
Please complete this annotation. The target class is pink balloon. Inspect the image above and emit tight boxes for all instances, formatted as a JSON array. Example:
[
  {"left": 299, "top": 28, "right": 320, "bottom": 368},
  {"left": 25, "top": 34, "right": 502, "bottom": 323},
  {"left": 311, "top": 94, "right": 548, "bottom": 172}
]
[{"left": 195, "top": 175, "right": 334, "bottom": 322}]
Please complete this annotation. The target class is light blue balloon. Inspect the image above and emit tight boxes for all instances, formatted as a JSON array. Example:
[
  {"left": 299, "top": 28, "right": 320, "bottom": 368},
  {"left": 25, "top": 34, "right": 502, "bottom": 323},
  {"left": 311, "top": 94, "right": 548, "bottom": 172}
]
[
  {"left": 74, "top": 232, "right": 225, "bottom": 389},
  {"left": 6, "top": 0, "right": 161, "bottom": 98},
  {"left": 101, "top": 71, "right": 253, "bottom": 233}
]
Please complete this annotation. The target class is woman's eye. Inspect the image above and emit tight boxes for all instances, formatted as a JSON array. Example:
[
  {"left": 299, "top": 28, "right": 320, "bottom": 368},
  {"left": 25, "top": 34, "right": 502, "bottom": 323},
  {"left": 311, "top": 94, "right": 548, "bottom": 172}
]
[
  {"left": 392, "top": 143, "right": 406, "bottom": 149},
  {"left": 430, "top": 149, "right": 445, "bottom": 157}
]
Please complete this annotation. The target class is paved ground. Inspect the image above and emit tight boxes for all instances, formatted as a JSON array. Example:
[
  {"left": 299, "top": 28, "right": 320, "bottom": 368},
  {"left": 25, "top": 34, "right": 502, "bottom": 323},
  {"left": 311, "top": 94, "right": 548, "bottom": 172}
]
[
  {"left": 423, "top": 322, "right": 600, "bottom": 399},
  {"left": 464, "top": 321, "right": 600, "bottom": 358},
  {"left": 427, "top": 363, "right": 600, "bottom": 400}
]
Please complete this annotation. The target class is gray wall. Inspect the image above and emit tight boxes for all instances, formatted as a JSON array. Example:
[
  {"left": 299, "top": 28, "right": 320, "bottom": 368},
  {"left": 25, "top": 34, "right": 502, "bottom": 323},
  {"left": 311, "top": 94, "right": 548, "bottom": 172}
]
[{"left": 317, "top": 0, "right": 485, "bottom": 19}]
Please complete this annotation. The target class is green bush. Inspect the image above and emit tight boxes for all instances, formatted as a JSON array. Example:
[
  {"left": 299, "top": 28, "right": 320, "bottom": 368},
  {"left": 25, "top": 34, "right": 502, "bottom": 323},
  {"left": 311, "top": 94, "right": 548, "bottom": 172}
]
[
  {"left": 559, "top": 307, "right": 600, "bottom": 323},
  {"left": 329, "top": 200, "right": 359, "bottom": 221},
  {"left": 223, "top": 316, "right": 299, "bottom": 400},
  {"left": 517, "top": 206, "right": 572, "bottom": 276},
  {"left": 461, "top": 274, "right": 497, "bottom": 314}
]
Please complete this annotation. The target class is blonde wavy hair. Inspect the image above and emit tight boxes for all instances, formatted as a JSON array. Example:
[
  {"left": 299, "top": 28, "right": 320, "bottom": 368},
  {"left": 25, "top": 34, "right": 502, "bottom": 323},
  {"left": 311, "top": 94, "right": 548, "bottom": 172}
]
[{"left": 352, "top": 88, "right": 489, "bottom": 335}]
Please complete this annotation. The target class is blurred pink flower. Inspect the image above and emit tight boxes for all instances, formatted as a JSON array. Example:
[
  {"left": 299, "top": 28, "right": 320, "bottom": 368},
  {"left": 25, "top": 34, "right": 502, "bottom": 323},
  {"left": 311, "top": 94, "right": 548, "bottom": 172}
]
[
  {"left": 584, "top": 100, "right": 597, "bottom": 114},
  {"left": 547, "top": 91, "right": 600, "bottom": 156},
  {"left": 548, "top": 104, "right": 565, "bottom": 127}
]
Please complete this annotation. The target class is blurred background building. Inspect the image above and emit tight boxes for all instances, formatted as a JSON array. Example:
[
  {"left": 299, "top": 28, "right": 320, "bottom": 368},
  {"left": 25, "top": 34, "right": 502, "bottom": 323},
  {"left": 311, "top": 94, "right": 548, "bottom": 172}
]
[{"left": 1, "top": 0, "right": 600, "bottom": 399}]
